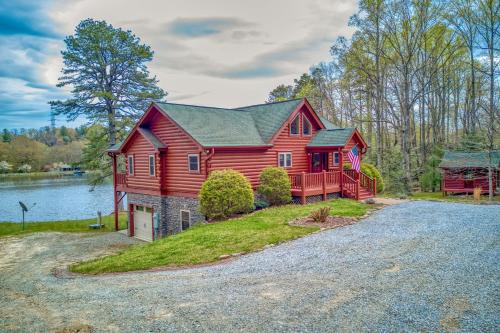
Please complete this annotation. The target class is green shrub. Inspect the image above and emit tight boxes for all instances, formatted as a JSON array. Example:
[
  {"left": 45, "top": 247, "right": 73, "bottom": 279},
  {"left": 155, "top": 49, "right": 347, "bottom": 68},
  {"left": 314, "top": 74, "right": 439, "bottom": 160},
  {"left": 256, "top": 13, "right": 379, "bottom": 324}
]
[
  {"left": 199, "top": 169, "right": 254, "bottom": 220},
  {"left": 361, "top": 163, "right": 385, "bottom": 193},
  {"left": 254, "top": 198, "right": 269, "bottom": 210},
  {"left": 310, "top": 207, "right": 331, "bottom": 222},
  {"left": 257, "top": 166, "right": 291, "bottom": 206}
]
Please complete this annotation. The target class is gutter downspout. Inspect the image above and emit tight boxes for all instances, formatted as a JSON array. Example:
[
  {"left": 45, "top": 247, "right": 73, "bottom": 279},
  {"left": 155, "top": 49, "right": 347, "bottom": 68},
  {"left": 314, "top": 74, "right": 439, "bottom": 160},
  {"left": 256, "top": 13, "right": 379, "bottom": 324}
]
[{"left": 205, "top": 148, "right": 215, "bottom": 177}]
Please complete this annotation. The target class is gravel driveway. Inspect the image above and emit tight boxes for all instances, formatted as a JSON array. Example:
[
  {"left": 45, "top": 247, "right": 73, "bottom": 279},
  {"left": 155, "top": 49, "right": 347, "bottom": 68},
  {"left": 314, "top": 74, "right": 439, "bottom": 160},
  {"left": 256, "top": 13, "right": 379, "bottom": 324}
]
[{"left": 1, "top": 201, "right": 499, "bottom": 332}]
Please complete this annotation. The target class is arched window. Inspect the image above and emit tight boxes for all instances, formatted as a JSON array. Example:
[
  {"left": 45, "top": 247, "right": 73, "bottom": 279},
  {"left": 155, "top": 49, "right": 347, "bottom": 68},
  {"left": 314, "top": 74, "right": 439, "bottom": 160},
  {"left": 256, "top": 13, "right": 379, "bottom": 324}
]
[
  {"left": 302, "top": 114, "right": 312, "bottom": 136},
  {"left": 290, "top": 115, "right": 300, "bottom": 135}
]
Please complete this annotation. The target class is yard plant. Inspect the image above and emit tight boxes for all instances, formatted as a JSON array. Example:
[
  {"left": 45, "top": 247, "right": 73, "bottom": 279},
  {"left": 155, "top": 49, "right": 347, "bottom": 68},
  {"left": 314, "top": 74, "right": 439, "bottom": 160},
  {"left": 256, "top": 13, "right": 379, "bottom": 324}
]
[
  {"left": 199, "top": 169, "right": 254, "bottom": 219},
  {"left": 310, "top": 207, "right": 331, "bottom": 222},
  {"left": 257, "top": 166, "right": 292, "bottom": 206}
]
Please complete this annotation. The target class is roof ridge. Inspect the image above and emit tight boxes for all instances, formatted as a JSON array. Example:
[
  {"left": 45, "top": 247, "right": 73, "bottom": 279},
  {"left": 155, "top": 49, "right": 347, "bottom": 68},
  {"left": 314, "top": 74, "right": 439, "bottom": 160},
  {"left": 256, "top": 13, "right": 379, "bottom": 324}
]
[
  {"left": 155, "top": 101, "right": 235, "bottom": 112},
  {"left": 235, "top": 97, "right": 304, "bottom": 109}
]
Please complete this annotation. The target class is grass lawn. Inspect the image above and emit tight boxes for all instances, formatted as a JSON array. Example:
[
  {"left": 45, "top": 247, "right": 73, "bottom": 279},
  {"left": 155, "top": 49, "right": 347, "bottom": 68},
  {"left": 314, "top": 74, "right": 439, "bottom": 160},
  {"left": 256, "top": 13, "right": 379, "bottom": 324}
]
[
  {"left": 0, "top": 213, "right": 127, "bottom": 238},
  {"left": 71, "top": 199, "right": 369, "bottom": 274},
  {"left": 383, "top": 191, "right": 500, "bottom": 203}
]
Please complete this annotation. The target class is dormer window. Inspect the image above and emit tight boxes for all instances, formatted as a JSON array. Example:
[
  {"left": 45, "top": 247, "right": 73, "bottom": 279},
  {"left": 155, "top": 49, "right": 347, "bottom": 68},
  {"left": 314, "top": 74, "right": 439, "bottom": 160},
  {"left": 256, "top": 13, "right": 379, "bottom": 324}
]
[
  {"left": 302, "top": 115, "right": 312, "bottom": 136},
  {"left": 290, "top": 115, "right": 300, "bottom": 135}
]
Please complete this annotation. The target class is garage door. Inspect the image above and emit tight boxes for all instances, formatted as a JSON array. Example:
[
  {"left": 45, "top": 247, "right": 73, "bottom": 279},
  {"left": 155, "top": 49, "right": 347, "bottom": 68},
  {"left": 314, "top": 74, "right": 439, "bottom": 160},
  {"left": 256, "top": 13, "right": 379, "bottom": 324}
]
[{"left": 134, "top": 205, "right": 153, "bottom": 242}]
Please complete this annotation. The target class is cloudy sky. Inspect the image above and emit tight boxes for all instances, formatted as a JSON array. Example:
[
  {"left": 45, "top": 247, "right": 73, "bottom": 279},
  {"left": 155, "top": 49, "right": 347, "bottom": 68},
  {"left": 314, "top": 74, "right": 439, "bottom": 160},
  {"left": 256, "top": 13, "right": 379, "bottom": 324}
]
[{"left": 0, "top": 0, "right": 357, "bottom": 129}]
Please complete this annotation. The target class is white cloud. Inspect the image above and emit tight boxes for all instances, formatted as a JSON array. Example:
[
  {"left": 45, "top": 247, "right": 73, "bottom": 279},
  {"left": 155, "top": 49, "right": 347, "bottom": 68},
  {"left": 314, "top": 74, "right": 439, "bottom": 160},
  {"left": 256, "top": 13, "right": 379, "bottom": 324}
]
[{"left": 2, "top": 0, "right": 358, "bottom": 128}]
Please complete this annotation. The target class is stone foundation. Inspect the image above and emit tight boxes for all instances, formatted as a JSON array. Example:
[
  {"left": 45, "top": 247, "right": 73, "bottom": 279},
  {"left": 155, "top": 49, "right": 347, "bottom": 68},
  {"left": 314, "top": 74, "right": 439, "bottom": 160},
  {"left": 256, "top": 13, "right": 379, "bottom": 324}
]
[{"left": 127, "top": 193, "right": 204, "bottom": 239}]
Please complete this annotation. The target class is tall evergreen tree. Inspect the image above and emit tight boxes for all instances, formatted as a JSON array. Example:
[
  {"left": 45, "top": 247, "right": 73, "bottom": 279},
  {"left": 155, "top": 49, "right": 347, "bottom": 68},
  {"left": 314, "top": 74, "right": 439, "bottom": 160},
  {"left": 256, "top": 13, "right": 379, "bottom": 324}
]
[
  {"left": 50, "top": 19, "right": 166, "bottom": 146},
  {"left": 50, "top": 19, "right": 166, "bottom": 184}
]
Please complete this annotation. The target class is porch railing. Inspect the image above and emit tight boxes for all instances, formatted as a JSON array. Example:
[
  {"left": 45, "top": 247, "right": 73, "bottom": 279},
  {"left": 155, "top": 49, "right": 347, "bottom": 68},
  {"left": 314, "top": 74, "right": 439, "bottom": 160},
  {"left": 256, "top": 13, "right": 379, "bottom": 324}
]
[
  {"left": 288, "top": 170, "right": 376, "bottom": 203},
  {"left": 359, "top": 172, "right": 376, "bottom": 196},
  {"left": 342, "top": 172, "right": 358, "bottom": 199},
  {"left": 116, "top": 173, "right": 126, "bottom": 186}
]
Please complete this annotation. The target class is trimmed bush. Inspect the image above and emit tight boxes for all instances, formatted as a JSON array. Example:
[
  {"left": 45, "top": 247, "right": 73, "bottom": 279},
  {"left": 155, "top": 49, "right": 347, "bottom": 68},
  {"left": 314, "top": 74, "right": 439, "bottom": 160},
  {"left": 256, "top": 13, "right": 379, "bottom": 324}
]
[
  {"left": 200, "top": 169, "right": 254, "bottom": 220},
  {"left": 254, "top": 198, "right": 269, "bottom": 210},
  {"left": 257, "top": 166, "right": 291, "bottom": 206}
]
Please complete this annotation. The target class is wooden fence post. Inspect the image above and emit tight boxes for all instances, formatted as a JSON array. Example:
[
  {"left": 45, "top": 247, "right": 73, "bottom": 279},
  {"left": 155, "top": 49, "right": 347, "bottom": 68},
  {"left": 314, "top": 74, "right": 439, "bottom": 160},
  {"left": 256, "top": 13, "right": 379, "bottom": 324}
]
[
  {"left": 373, "top": 177, "right": 377, "bottom": 196},
  {"left": 301, "top": 171, "right": 306, "bottom": 205},
  {"left": 322, "top": 170, "right": 327, "bottom": 201}
]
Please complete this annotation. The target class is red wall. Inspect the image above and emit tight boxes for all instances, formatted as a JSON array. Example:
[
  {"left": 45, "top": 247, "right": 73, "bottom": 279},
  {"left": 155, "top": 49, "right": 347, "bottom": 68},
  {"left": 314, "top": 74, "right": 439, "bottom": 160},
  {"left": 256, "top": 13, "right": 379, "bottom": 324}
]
[
  {"left": 443, "top": 169, "right": 497, "bottom": 192},
  {"left": 149, "top": 111, "right": 206, "bottom": 196},
  {"left": 209, "top": 106, "right": 319, "bottom": 187},
  {"left": 125, "top": 132, "right": 160, "bottom": 191},
  {"left": 122, "top": 104, "right": 365, "bottom": 196}
]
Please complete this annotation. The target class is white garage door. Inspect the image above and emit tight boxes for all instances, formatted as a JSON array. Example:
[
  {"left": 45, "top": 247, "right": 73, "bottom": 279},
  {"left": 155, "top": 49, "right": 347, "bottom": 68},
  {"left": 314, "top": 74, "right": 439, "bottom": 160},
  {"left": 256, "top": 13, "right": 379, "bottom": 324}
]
[{"left": 134, "top": 205, "right": 153, "bottom": 242}]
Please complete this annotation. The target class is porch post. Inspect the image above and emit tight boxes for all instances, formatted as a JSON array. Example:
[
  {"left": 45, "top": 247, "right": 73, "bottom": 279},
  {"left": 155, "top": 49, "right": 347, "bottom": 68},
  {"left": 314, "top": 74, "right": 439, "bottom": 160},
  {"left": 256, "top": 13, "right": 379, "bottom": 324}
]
[
  {"left": 301, "top": 171, "right": 306, "bottom": 205},
  {"left": 322, "top": 170, "right": 327, "bottom": 201},
  {"left": 339, "top": 148, "right": 345, "bottom": 195},
  {"left": 111, "top": 153, "right": 119, "bottom": 231},
  {"left": 356, "top": 178, "right": 360, "bottom": 200}
]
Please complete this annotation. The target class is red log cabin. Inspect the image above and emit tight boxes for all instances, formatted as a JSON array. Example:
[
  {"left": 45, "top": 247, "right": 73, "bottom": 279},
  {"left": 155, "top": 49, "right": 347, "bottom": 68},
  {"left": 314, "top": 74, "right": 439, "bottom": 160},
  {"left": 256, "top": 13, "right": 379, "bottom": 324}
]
[
  {"left": 439, "top": 150, "right": 500, "bottom": 195},
  {"left": 108, "top": 98, "right": 375, "bottom": 241}
]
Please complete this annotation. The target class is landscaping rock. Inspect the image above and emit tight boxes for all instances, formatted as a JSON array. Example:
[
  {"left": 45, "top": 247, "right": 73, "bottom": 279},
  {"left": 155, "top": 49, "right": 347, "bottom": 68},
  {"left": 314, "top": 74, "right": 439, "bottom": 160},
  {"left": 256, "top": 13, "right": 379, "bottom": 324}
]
[{"left": 218, "top": 254, "right": 231, "bottom": 259}]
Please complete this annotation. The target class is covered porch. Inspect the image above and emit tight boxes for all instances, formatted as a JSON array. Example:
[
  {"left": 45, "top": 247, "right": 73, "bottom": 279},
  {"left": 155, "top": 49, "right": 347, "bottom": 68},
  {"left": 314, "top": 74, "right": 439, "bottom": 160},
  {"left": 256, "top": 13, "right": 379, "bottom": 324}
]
[{"left": 288, "top": 146, "right": 376, "bottom": 203}]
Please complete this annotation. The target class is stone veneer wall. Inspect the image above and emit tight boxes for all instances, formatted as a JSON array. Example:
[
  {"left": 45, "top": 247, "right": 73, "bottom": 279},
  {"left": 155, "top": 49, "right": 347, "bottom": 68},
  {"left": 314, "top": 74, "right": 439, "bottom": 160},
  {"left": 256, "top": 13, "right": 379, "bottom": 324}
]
[{"left": 127, "top": 193, "right": 205, "bottom": 239}]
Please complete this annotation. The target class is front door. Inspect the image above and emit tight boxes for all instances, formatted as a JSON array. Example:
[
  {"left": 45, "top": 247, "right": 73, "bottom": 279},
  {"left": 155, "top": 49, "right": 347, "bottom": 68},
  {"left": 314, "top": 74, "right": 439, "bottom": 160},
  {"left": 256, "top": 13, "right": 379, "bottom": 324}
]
[{"left": 311, "top": 153, "right": 328, "bottom": 173}]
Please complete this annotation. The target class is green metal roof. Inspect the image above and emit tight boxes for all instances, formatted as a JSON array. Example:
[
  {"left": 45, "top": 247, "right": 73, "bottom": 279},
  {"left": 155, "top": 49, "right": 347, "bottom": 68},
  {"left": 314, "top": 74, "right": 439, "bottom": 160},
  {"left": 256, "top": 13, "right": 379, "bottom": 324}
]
[
  {"left": 318, "top": 115, "right": 339, "bottom": 130},
  {"left": 439, "top": 150, "right": 500, "bottom": 169},
  {"left": 155, "top": 102, "right": 267, "bottom": 147},
  {"left": 236, "top": 99, "right": 304, "bottom": 142},
  {"left": 109, "top": 98, "right": 350, "bottom": 151},
  {"left": 138, "top": 127, "right": 167, "bottom": 149},
  {"left": 307, "top": 128, "right": 355, "bottom": 147},
  {"left": 108, "top": 141, "right": 123, "bottom": 152}
]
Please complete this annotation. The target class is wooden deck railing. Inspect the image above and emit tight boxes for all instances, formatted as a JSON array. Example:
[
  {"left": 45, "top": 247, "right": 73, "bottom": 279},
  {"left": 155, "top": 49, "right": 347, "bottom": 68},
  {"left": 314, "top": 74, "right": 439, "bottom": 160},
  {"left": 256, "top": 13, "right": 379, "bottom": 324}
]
[
  {"left": 289, "top": 169, "right": 375, "bottom": 204},
  {"left": 116, "top": 173, "right": 126, "bottom": 186},
  {"left": 359, "top": 172, "right": 376, "bottom": 196},
  {"left": 342, "top": 172, "right": 358, "bottom": 199}
]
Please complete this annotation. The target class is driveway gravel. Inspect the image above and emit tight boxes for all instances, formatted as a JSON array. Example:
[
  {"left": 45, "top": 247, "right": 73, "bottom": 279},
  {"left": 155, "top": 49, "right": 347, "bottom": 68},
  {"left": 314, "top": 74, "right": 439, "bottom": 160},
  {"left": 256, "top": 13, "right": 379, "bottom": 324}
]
[{"left": 1, "top": 201, "right": 499, "bottom": 332}]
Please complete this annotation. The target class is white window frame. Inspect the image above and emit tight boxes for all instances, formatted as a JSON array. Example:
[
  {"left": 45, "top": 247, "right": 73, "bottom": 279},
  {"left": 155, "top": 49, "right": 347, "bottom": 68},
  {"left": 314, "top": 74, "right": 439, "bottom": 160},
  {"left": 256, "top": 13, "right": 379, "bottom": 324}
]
[
  {"left": 128, "top": 155, "right": 134, "bottom": 175},
  {"left": 289, "top": 115, "right": 300, "bottom": 135},
  {"left": 333, "top": 152, "right": 340, "bottom": 166},
  {"left": 148, "top": 154, "right": 155, "bottom": 176},
  {"left": 188, "top": 154, "right": 200, "bottom": 173},
  {"left": 180, "top": 209, "right": 191, "bottom": 230},
  {"left": 278, "top": 152, "right": 292, "bottom": 168},
  {"left": 302, "top": 114, "right": 312, "bottom": 136}
]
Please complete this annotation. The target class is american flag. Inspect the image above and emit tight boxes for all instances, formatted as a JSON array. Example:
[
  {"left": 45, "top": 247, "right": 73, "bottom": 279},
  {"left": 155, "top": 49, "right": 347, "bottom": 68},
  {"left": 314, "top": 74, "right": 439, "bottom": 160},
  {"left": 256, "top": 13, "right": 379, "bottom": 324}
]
[{"left": 348, "top": 145, "right": 361, "bottom": 172}]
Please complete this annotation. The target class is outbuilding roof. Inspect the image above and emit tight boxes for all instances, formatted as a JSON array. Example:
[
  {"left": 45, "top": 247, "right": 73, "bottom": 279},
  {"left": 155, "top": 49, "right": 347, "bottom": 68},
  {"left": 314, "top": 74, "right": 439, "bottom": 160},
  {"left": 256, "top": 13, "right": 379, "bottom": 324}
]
[{"left": 439, "top": 150, "right": 500, "bottom": 169}]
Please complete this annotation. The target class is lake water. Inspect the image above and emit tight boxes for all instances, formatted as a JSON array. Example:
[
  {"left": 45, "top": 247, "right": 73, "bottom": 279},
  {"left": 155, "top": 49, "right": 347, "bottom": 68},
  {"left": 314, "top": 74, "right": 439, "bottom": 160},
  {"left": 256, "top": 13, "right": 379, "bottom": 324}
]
[{"left": 0, "top": 176, "right": 118, "bottom": 222}]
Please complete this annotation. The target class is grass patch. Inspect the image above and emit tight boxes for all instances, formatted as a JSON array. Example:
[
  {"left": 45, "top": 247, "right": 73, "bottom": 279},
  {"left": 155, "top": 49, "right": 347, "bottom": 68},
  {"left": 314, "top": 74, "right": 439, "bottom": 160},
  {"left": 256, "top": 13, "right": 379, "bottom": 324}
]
[
  {"left": 71, "top": 199, "right": 369, "bottom": 274},
  {"left": 0, "top": 213, "right": 127, "bottom": 238},
  {"left": 383, "top": 191, "right": 500, "bottom": 203}
]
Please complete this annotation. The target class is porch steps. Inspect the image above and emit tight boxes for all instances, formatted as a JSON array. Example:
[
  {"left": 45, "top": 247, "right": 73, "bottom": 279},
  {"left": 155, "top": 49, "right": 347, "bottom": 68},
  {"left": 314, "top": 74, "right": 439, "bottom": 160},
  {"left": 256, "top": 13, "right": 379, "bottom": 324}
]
[{"left": 358, "top": 187, "right": 374, "bottom": 200}]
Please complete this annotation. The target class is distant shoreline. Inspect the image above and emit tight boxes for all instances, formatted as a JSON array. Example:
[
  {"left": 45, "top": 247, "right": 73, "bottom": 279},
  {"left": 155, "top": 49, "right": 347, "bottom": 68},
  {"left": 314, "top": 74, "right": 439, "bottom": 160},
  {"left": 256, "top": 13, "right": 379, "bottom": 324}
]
[{"left": 0, "top": 170, "right": 95, "bottom": 181}]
